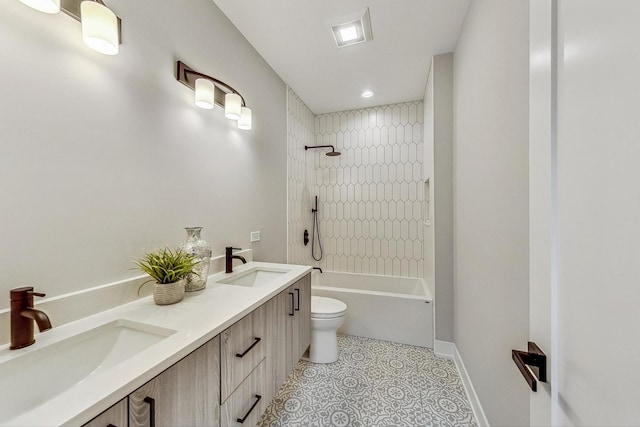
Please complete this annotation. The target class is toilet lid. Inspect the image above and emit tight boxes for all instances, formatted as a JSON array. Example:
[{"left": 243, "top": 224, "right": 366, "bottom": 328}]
[{"left": 312, "top": 296, "right": 347, "bottom": 319}]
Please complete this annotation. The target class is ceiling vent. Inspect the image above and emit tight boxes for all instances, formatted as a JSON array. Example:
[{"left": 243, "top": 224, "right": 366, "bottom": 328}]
[{"left": 330, "top": 7, "right": 373, "bottom": 48}]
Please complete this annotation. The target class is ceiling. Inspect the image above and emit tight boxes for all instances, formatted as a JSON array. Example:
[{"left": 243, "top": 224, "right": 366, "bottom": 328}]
[{"left": 212, "top": 0, "right": 470, "bottom": 114}]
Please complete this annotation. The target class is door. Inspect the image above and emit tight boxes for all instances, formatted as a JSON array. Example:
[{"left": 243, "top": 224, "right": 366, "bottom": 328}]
[{"left": 530, "top": 1, "right": 640, "bottom": 425}]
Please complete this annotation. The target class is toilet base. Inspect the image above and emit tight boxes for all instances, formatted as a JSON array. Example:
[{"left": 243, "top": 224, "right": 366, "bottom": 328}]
[{"left": 309, "top": 316, "right": 344, "bottom": 364}]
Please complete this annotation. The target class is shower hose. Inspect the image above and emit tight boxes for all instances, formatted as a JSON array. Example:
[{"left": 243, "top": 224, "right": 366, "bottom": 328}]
[{"left": 312, "top": 198, "right": 323, "bottom": 261}]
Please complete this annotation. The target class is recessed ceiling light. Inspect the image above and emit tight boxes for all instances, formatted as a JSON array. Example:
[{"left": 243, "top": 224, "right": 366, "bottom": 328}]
[
  {"left": 362, "top": 90, "right": 374, "bottom": 98},
  {"left": 330, "top": 7, "right": 373, "bottom": 48},
  {"left": 339, "top": 26, "right": 359, "bottom": 43}
]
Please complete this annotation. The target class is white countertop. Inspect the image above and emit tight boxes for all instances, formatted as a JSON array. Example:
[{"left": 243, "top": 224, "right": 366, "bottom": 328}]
[{"left": 0, "top": 262, "right": 311, "bottom": 427}]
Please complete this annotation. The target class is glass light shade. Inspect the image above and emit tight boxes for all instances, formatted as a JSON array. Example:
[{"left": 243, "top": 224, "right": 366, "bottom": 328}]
[
  {"left": 225, "top": 93, "right": 242, "bottom": 120},
  {"left": 17, "top": 0, "right": 60, "bottom": 14},
  {"left": 195, "top": 79, "right": 215, "bottom": 109},
  {"left": 81, "top": 1, "right": 119, "bottom": 56},
  {"left": 238, "top": 107, "right": 252, "bottom": 130}
]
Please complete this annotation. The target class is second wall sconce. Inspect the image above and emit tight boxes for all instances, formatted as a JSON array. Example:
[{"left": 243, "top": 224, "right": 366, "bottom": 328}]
[
  {"left": 176, "top": 61, "right": 252, "bottom": 130},
  {"left": 17, "top": 0, "right": 121, "bottom": 56}
]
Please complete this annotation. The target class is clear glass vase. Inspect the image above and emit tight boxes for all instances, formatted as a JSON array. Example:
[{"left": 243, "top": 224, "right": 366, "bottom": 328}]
[{"left": 181, "top": 227, "right": 212, "bottom": 292}]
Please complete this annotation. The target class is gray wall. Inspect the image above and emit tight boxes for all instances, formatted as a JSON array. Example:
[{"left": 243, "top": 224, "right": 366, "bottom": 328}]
[
  {"left": 433, "top": 54, "right": 454, "bottom": 343},
  {"left": 453, "top": 1, "right": 530, "bottom": 425},
  {"left": 0, "top": 0, "right": 287, "bottom": 310}
]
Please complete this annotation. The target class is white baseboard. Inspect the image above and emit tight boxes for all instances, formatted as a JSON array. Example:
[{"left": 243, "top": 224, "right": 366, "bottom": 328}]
[
  {"left": 435, "top": 340, "right": 490, "bottom": 427},
  {"left": 434, "top": 339, "right": 456, "bottom": 358}
]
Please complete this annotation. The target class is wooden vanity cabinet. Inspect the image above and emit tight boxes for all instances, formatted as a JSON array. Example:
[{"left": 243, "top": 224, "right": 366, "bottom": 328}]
[
  {"left": 265, "top": 273, "right": 311, "bottom": 399},
  {"left": 82, "top": 398, "right": 128, "bottom": 427},
  {"left": 129, "top": 337, "right": 220, "bottom": 427},
  {"left": 82, "top": 271, "right": 311, "bottom": 427}
]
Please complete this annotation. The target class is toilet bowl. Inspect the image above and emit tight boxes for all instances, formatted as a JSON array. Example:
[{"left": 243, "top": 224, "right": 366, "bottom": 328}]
[{"left": 309, "top": 296, "right": 347, "bottom": 364}]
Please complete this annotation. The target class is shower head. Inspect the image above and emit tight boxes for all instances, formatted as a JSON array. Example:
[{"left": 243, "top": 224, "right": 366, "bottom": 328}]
[{"left": 305, "top": 145, "right": 341, "bottom": 157}]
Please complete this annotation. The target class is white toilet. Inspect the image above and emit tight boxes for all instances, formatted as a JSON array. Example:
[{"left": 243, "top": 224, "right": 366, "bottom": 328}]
[{"left": 309, "top": 296, "right": 347, "bottom": 364}]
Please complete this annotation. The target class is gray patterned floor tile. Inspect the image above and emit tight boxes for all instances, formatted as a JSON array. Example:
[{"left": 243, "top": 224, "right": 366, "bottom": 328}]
[{"left": 258, "top": 334, "right": 477, "bottom": 427}]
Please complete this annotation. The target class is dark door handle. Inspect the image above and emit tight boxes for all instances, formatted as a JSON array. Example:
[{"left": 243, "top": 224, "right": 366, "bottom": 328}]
[
  {"left": 144, "top": 396, "right": 156, "bottom": 427},
  {"left": 236, "top": 394, "right": 262, "bottom": 424},
  {"left": 289, "top": 292, "right": 295, "bottom": 316},
  {"left": 512, "top": 342, "right": 547, "bottom": 392},
  {"left": 236, "top": 337, "right": 261, "bottom": 358},
  {"left": 294, "top": 288, "right": 300, "bottom": 311}
]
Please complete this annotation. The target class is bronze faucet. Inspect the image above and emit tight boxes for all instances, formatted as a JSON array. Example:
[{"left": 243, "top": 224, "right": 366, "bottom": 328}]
[
  {"left": 225, "top": 247, "right": 247, "bottom": 273},
  {"left": 10, "top": 287, "right": 52, "bottom": 350}
]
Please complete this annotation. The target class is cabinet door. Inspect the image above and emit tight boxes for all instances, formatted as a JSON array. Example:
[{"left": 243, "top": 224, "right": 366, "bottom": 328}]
[
  {"left": 264, "top": 293, "right": 287, "bottom": 404},
  {"left": 82, "top": 398, "right": 128, "bottom": 427},
  {"left": 293, "top": 273, "right": 311, "bottom": 360},
  {"left": 129, "top": 337, "right": 220, "bottom": 427},
  {"left": 220, "top": 305, "right": 266, "bottom": 402},
  {"left": 285, "top": 284, "right": 296, "bottom": 377}
]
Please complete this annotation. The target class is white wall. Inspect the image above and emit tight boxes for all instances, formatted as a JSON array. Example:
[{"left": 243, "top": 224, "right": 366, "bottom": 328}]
[
  {"left": 423, "top": 65, "right": 435, "bottom": 294},
  {"left": 453, "top": 1, "right": 530, "bottom": 425},
  {"left": 0, "top": 0, "right": 287, "bottom": 311},
  {"left": 424, "top": 53, "right": 455, "bottom": 343},
  {"left": 312, "top": 103, "right": 424, "bottom": 277}
]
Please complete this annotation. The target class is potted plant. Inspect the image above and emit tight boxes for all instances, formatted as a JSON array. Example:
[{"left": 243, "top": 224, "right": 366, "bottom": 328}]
[{"left": 135, "top": 248, "right": 199, "bottom": 305}]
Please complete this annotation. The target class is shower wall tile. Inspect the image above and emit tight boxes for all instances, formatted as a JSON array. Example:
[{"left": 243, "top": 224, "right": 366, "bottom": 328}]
[
  {"left": 287, "top": 90, "right": 424, "bottom": 278},
  {"left": 287, "top": 87, "right": 315, "bottom": 266},
  {"left": 311, "top": 102, "right": 424, "bottom": 278}
]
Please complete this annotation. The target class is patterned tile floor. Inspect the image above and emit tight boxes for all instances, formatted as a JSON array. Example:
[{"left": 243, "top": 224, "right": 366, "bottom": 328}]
[{"left": 258, "top": 334, "right": 477, "bottom": 427}]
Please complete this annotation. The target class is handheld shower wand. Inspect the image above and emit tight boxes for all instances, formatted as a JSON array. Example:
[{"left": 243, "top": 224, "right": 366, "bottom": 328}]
[{"left": 311, "top": 196, "right": 323, "bottom": 261}]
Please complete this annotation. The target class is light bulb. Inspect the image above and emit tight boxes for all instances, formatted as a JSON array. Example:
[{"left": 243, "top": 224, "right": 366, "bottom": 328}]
[
  {"left": 81, "top": 1, "right": 119, "bottom": 56},
  {"left": 195, "top": 79, "right": 215, "bottom": 109},
  {"left": 238, "top": 107, "right": 252, "bottom": 130},
  {"left": 225, "top": 93, "right": 242, "bottom": 120}
]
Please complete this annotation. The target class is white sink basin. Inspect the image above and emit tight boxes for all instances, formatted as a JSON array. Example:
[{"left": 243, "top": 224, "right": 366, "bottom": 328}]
[
  {"left": 217, "top": 267, "right": 291, "bottom": 287},
  {"left": 0, "top": 319, "right": 175, "bottom": 421}
]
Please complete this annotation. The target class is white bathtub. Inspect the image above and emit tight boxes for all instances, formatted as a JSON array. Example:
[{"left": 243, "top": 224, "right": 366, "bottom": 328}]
[{"left": 311, "top": 271, "right": 433, "bottom": 348}]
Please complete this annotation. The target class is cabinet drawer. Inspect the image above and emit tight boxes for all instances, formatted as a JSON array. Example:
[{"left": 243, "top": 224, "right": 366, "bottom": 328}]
[
  {"left": 221, "top": 305, "right": 266, "bottom": 402},
  {"left": 221, "top": 359, "right": 268, "bottom": 427}
]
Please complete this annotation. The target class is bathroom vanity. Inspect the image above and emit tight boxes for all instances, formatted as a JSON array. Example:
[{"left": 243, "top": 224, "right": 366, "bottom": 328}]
[{"left": 0, "top": 262, "right": 311, "bottom": 427}]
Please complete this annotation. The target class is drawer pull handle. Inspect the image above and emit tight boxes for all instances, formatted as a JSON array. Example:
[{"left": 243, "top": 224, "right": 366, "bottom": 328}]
[
  {"left": 144, "top": 396, "right": 156, "bottom": 427},
  {"left": 294, "top": 288, "right": 300, "bottom": 311},
  {"left": 236, "top": 394, "right": 262, "bottom": 424},
  {"left": 289, "top": 292, "right": 295, "bottom": 316},
  {"left": 107, "top": 425, "right": 117, "bottom": 427},
  {"left": 236, "top": 337, "right": 262, "bottom": 358}
]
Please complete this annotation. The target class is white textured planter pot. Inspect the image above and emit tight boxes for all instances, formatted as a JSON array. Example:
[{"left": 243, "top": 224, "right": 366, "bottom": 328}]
[{"left": 153, "top": 280, "right": 185, "bottom": 305}]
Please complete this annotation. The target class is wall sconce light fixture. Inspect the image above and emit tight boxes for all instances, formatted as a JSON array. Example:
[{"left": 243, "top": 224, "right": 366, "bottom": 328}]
[
  {"left": 176, "top": 61, "right": 252, "bottom": 130},
  {"left": 16, "top": 0, "right": 121, "bottom": 56},
  {"left": 18, "top": 0, "right": 60, "bottom": 14}
]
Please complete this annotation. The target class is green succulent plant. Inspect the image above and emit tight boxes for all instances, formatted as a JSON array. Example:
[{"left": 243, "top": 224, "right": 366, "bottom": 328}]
[{"left": 135, "top": 247, "right": 199, "bottom": 285}]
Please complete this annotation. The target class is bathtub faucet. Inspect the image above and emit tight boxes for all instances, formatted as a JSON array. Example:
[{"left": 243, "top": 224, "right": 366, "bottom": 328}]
[{"left": 313, "top": 267, "right": 323, "bottom": 273}]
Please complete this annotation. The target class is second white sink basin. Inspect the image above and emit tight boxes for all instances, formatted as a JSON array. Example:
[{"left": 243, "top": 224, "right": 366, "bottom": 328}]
[
  {"left": 0, "top": 319, "right": 175, "bottom": 422},
  {"left": 217, "top": 267, "right": 291, "bottom": 287}
]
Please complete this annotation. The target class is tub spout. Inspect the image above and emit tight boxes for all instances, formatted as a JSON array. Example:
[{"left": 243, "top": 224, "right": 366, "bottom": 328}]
[{"left": 313, "top": 267, "right": 323, "bottom": 274}]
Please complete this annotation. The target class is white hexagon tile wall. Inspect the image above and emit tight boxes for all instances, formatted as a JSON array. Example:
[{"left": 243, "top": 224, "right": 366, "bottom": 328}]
[{"left": 287, "top": 87, "right": 424, "bottom": 278}]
